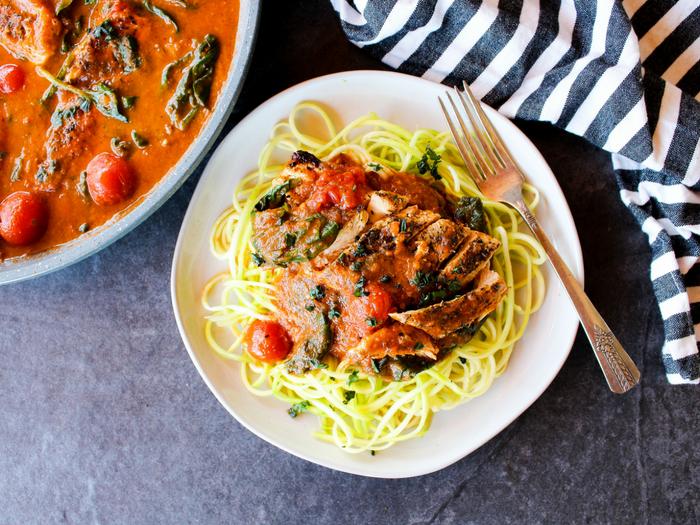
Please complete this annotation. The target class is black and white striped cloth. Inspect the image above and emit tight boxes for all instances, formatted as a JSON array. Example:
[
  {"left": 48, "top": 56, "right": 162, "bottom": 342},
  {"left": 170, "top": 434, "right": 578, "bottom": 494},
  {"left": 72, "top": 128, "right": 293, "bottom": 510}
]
[{"left": 330, "top": 0, "right": 700, "bottom": 384}]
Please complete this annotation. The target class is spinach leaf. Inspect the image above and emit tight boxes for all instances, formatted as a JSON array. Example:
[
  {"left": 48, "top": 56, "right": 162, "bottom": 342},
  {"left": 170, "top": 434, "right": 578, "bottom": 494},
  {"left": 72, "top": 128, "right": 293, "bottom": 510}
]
[
  {"left": 417, "top": 146, "right": 442, "bottom": 180},
  {"left": 165, "top": 35, "right": 219, "bottom": 130},
  {"left": 131, "top": 130, "right": 148, "bottom": 149},
  {"left": 115, "top": 35, "right": 141, "bottom": 73},
  {"left": 142, "top": 0, "right": 178, "bottom": 31},
  {"left": 88, "top": 83, "right": 128, "bottom": 122},
  {"left": 347, "top": 370, "right": 359, "bottom": 385},
  {"left": 37, "top": 67, "right": 128, "bottom": 123},
  {"left": 254, "top": 180, "right": 292, "bottom": 211},
  {"left": 454, "top": 196, "right": 486, "bottom": 232},
  {"left": 287, "top": 400, "right": 310, "bottom": 418}
]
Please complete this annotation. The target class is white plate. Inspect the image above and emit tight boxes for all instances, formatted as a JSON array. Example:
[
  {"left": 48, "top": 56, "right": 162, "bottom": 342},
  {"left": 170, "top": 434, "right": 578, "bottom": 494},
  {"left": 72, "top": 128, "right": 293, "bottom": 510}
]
[{"left": 171, "top": 71, "right": 583, "bottom": 478}]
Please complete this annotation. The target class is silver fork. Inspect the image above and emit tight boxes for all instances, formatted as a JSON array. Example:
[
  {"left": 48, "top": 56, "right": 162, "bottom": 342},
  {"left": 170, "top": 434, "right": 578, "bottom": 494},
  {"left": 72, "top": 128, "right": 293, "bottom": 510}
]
[{"left": 439, "top": 81, "right": 640, "bottom": 394}]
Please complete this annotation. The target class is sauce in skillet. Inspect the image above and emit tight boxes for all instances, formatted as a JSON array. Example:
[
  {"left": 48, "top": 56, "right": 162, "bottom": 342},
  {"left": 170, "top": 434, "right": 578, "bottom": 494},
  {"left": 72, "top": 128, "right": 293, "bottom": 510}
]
[{"left": 0, "top": 0, "right": 239, "bottom": 259}]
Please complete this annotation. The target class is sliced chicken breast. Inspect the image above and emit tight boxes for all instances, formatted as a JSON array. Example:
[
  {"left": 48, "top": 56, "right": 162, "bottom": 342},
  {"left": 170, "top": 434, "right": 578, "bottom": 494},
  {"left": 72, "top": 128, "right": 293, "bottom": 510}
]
[
  {"left": 389, "top": 270, "right": 507, "bottom": 339},
  {"left": 0, "top": 0, "right": 61, "bottom": 64}
]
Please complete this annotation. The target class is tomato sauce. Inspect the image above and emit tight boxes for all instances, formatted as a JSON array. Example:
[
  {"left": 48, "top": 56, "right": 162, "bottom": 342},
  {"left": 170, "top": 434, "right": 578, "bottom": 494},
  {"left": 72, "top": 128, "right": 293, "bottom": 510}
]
[{"left": 0, "top": 0, "right": 239, "bottom": 259}]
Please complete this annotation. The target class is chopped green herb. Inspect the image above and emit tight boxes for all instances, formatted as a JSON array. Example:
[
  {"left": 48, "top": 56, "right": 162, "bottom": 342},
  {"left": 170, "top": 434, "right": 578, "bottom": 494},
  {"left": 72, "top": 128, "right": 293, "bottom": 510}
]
[
  {"left": 320, "top": 220, "right": 340, "bottom": 240},
  {"left": 347, "top": 370, "right": 359, "bottom": 385},
  {"left": 287, "top": 400, "right": 310, "bottom": 418},
  {"left": 251, "top": 253, "right": 265, "bottom": 266},
  {"left": 305, "top": 304, "right": 315, "bottom": 312},
  {"left": 399, "top": 218, "right": 407, "bottom": 233},
  {"left": 308, "top": 358, "right": 328, "bottom": 369},
  {"left": 353, "top": 276, "right": 367, "bottom": 297},
  {"left": 458, "top": 356, "right": 467, "bottom": 364},
  {"left": 353, "top": 243, "right": 368, "bottom": 257},
  {"left": 410, "top": 270, "right": 435, "bottom": 289},
  {"left": 368, "top": 162, "right": 382, "bottom": 171},
  {"left": 454, "top": 196, "right": 486, "bottom": 232},
  {"left": 370, "top": 450, "right": 376, "bottom": 456},
  {"left": 350, "top": 261, "right": 363, "bottom": 272},
  {"left": 310, "top": 285, "right": 325, "bottom": 300},
  {"left": 78, "top": 223, "right": 90, "bottom": 233},
  {"left": 92, "top": 20, "right": 117, "bottom": 41},
  {"left": 417, "top": 146, "right": 442, "bottom": 179},
  {"left": 365, "top": 317, "right": 377, "bottom": 327},
  {"left": 379, "top": 275, "right": 391, "bottom": 283},
  {"left": 337, "top": 253, "right": 348, "bottom": 266},
  {"left": 328, "top": 308, "right": 341, "bottom": 320},
  {"left": 284, "top": 232, "right": 297, "bottom": 248},
  {"left": 343, "top": 391, "right": 356, "bottom": 404},
  {"left": 413, "top": 342, "right": 424, "bottom": 350}
]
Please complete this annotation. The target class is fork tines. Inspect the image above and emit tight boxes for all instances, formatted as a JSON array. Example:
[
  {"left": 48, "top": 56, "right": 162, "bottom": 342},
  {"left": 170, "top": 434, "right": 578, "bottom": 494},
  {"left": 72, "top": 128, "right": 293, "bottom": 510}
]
[{"left": 438, "top": 81, "right": 515, "bottom": 181}]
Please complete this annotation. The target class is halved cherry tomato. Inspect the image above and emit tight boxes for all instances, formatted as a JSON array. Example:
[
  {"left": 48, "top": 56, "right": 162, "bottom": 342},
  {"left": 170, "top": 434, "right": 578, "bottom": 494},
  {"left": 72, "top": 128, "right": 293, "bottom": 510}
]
[
  {"left": 0, "top": 64, "right": 25, "bottom": 94},
  {"left": 86, "top": 152, "right": 136, "bottom": 206},
  {"left": 245, "top": 320, "right": 293, "bottom": 363},
  {"left": 0, "top": 191, "right": 49, "bottom": 246}
]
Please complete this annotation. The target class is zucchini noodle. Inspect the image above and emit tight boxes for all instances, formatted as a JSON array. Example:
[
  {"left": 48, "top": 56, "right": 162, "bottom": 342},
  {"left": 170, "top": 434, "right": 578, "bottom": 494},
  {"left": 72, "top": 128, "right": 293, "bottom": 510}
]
[{"left": 202, "top": 102, "right": 547, "bottom": 453}]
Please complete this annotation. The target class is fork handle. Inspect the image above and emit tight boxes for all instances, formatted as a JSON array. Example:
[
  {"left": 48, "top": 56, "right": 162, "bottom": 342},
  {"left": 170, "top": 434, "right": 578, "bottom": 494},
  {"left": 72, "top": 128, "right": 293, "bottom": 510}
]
[{"left": 513, "top": 200, "right": 641, "bottom": 393}]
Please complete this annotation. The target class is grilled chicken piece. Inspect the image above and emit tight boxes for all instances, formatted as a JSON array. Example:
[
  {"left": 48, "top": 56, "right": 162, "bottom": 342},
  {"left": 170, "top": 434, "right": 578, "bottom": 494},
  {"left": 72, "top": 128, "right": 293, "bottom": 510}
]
[
  {"left": 344, "top": 324, "right": 439, "bottom": 380},
  {"left": 252, "top": 210, "right": 341, "bottom": 267},
  {"left": 63, "top": 0, "right": 145, "bottom": 89},
  {"left": 0, "top": 0, "right": 61, "bottom": 64},
  {"left": 275, "top": 267, "right": 333, "bottom": 374},
  {"left": 409, "top": 218, "right": 467, "bottom": 272},
  {"left": 319, "top": 206, "right": 442, "bottom": 308},
  {"left": 346, "top": 324, "right": 438, "bottom": 363},
  {"left": 314, "top": 209, "right": 368, "bottom": 267},
  {"left": 440, "top": 230, "right": 500, "bottom": 289},
  {"left": 41, "top": 0, "right": 147, "bottom": 185},
  {"left": 367, "top": 191, "right": 409, "bottom": 223},
  {"left": 389, "top": 270, "right": 507, "bottom": 339}
]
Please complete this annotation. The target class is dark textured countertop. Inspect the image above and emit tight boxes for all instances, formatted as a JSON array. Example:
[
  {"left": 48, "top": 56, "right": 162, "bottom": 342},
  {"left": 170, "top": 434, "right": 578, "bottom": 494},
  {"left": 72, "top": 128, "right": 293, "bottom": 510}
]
[{"left": 1, "top": 2, "right": 698, "bottom": 524}]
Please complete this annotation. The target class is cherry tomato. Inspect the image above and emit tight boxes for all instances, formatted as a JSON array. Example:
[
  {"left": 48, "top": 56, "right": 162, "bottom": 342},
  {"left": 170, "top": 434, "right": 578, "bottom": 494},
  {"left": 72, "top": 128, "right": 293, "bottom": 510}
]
[
  {"left": 86, "top": 152, "right": 136, "bottom": 206},
  {"left": 0, "top": 64, "right": 25, "bottom": 94},
  {"left": 245, "top": 320, "right": 293, "bottom": 363},
  {"left": 346, "top": 282, "right": 394, "bottom": 335},
  {"left": 0, "top": 191, "right": 49, "bottom": 246}
]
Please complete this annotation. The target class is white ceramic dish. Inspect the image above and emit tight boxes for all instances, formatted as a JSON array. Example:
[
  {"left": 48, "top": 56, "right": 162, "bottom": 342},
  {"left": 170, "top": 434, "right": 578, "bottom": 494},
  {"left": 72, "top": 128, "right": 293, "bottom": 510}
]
[{"left": 171, "top": 71, "right": 583, "bottom": 478}]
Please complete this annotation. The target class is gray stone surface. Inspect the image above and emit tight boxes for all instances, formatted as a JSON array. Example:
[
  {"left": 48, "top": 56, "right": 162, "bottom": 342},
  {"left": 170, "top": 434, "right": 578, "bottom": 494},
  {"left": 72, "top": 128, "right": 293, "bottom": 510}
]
[{"left": 1, "top": 2, "right": 698, "bottom": 524}]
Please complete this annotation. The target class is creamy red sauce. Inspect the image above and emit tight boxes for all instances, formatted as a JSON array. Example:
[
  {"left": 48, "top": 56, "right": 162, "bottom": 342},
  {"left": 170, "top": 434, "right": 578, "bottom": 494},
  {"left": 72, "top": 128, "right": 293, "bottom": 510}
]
[{"left": 0, "top": 0, "right": 239, "bottom": 259}]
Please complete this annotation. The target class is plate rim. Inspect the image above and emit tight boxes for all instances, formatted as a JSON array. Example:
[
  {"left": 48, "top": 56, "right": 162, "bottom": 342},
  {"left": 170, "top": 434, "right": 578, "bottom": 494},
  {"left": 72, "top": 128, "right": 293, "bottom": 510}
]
[
  {"left": 0, "top": 0, "right": 261, "bottom": 286},
  {"left": 170, "top": 69, "right": 585, "bottom": 478}
]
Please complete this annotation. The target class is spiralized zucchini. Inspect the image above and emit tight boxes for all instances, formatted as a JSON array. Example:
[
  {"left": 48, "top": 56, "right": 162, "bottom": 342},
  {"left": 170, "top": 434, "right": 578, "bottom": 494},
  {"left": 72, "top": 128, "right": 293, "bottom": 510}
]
[{"left": 202, "top": 102, "right": 547, "bottom": 453}]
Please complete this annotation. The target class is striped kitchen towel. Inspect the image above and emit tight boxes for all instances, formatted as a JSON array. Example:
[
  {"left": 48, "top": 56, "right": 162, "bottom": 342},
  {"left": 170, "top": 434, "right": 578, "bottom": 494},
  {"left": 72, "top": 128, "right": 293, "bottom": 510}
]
[{"left": 330, "top": 0, "right": 700, "bottom": 384}]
